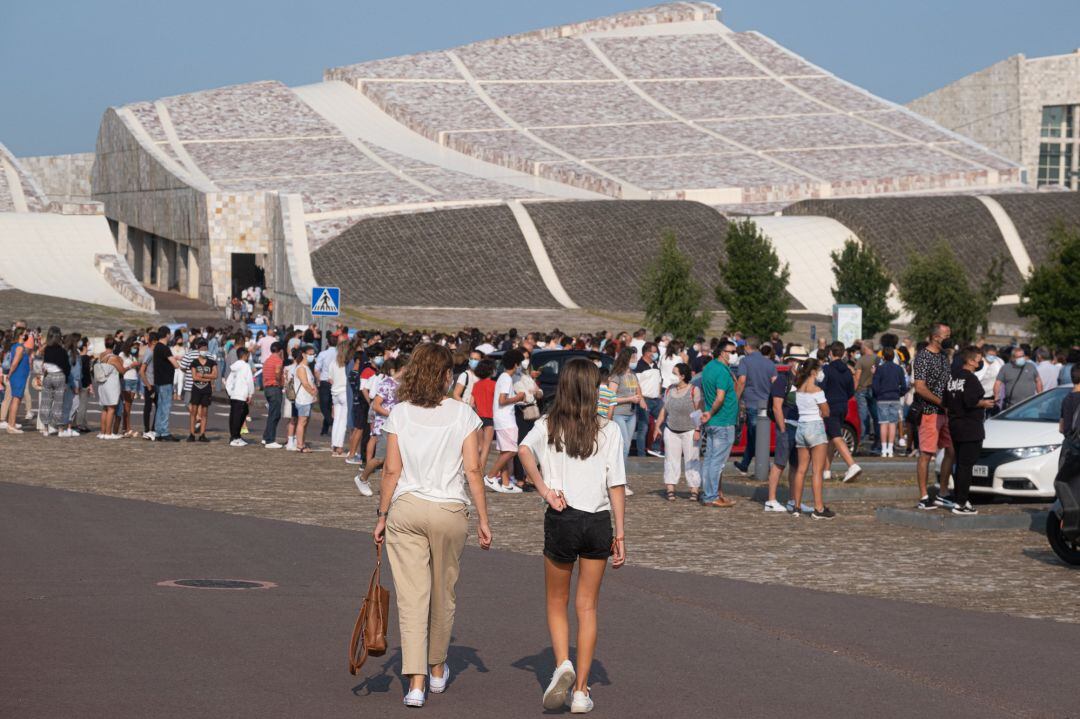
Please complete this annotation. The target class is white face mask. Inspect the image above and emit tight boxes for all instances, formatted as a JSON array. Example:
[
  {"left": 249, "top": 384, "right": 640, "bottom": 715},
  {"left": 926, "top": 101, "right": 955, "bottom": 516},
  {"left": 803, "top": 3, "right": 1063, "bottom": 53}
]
[
  {"left": 816, "top": 370, "right": 826, "bottom": 383},
  {"left": 521, "top": 359, "right": 530, "bottom": 370}
]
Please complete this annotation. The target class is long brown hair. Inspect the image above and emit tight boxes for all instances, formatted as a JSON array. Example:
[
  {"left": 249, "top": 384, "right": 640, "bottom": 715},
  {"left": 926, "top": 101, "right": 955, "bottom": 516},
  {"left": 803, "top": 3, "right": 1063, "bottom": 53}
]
[
  {"left": 546, "top": 358, "right": 602, "bottom": 460},
  {"left": 398, "top": 343, "right": 453, "bottom": 408},
  {"left": 610, "top": 347, "right": 635, "bottom": 377},
  {"left": 794, "top": 358, "right": 820, "bottom": 390}
]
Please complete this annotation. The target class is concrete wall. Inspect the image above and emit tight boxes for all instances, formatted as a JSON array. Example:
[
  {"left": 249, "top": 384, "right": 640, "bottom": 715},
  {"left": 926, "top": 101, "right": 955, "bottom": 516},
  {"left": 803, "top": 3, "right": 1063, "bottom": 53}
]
[
  {"left": 19, "top": 153, "right": 96, "bottom": 203},
  {"left": 909, "top": 51, "right": 1080, "bottom": 185},
  {"left": 907, "top": 55, "right": 1024, "bottom": 168}
]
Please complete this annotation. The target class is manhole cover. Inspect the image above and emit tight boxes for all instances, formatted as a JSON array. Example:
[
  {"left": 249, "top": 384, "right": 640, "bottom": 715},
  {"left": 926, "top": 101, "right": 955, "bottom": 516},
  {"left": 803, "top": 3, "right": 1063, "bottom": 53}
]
[{"left": 157, "top": 579, "right": 276, "bottom": 590}]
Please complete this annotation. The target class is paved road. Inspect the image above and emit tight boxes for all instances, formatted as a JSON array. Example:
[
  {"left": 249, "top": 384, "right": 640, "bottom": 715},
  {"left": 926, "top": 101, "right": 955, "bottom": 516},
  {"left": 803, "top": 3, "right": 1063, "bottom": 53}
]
[{"left": 1, "top": 482, "right": 1075, "bottom": 718}]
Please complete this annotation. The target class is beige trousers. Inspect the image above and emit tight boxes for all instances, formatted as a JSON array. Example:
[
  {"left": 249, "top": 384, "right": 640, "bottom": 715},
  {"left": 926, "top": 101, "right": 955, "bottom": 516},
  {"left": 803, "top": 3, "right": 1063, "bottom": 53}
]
[{"left": 385, "top": 492, "right": 469, "bottom": 676}]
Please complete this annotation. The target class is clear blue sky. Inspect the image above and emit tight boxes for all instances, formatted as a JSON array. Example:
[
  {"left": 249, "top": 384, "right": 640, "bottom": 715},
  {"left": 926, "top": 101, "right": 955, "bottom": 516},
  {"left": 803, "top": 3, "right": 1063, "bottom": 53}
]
[{"left": 3, "top": 0, "right": 1078, "bottom": 156}]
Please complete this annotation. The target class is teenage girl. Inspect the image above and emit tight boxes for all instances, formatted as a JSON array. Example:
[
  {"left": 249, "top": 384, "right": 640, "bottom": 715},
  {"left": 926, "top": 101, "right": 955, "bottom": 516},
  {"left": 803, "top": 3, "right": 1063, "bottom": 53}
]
[{"left": 518, "top": 358, "right": 627, "bottom": 714}]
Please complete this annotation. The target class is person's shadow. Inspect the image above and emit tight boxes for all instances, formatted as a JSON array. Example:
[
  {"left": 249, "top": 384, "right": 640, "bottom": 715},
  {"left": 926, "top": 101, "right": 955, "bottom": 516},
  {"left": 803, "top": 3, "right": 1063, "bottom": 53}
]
[
  {"left": 512, "top": 647, "right": 610, "bottom": 712},
  {"left": 351, "top": 640, "right": 488, "bottom": 696}
]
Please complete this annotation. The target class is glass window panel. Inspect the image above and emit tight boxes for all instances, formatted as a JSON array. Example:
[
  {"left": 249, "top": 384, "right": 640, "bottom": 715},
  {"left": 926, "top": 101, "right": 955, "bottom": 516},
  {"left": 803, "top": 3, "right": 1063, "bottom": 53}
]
[{"left": 1041, "top": 106, "right": 1065, "bottom": 138}]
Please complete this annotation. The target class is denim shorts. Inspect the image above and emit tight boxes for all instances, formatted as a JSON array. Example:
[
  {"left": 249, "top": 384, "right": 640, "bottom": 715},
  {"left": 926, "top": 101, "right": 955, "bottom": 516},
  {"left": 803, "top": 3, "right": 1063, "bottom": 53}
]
[
  {"left": 877, "top": 401, "right": 901, "bottom": 424},
  {"left": 124, "top": 379, "right": 138, "bottom": 393},
  {"left": 295, "top": 402, "right": 312, "bottom": 418},
  {"left": 795, "top": 419, "right": 828, "bottom": 448}
]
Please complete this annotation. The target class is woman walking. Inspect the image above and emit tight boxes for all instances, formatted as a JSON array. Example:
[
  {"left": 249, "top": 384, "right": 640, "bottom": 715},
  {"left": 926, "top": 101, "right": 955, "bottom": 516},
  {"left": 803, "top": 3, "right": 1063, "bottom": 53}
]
[
  {"left": 373, "top": 343, "right": 492, "bottom": 708},
  {"left": 655, "top": 363, "right": 702, "bottom": 501},
  {"left": 790, "top": 359, "right": 835, "bottom": 519},
  {"left": 330, "top": 345, "right": 350, "bottom": 457},
  {"left": 518, "top": 358, "right": 627, "bottom": 714}
]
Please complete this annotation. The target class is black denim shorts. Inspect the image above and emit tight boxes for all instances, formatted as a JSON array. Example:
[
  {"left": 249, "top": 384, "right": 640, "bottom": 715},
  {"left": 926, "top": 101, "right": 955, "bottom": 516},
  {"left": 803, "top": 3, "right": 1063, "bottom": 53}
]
[{"left": 543, "top": 506, "right": 613, "bottom": 564}]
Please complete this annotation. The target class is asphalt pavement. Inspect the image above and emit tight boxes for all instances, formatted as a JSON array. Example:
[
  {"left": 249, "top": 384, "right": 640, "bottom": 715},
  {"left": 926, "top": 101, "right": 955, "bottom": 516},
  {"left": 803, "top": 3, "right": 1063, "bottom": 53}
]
[{"left": 2, "top": 482, "right": 1076, "bottom": 718}]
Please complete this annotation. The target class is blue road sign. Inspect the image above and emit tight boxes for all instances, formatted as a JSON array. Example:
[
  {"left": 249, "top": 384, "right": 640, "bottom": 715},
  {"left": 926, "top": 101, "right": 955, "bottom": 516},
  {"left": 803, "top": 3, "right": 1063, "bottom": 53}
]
[{"left": 311, "top": 286, "right": 341, "bottom": 317}]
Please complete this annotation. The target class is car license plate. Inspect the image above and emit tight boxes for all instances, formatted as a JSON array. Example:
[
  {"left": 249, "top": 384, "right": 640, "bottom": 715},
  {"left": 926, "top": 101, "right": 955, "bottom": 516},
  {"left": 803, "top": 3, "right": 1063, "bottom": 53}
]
[{"left": 972, "top": 465, "right": 989, "bottom": 478}]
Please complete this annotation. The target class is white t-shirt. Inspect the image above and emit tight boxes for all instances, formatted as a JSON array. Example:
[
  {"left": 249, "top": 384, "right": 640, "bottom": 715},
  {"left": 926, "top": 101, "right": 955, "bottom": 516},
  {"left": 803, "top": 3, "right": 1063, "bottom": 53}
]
[
  {"left": 796, "top": 390, "right": 827, "bottom": 422},
  {"left": 520, "top": 417, "right": 626, "bottom": 514},
  {"left": 493, "top": 372, "right": 517, "bottom": 430},
  {"left": 384, "top": 399, "right": 482, "bottom": 505},
  {"left": 456, "top": 369, "right": 478, "bottom": 406},
  {"left": 659, "top": 354, "right": 681, "bottom": 389}
]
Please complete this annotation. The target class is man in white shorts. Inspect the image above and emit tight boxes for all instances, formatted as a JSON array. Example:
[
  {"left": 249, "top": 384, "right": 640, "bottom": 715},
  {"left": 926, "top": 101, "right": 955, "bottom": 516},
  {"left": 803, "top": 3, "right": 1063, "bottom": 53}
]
[{"left": 485, "top": 349, "right": 526, "bottom": 493}]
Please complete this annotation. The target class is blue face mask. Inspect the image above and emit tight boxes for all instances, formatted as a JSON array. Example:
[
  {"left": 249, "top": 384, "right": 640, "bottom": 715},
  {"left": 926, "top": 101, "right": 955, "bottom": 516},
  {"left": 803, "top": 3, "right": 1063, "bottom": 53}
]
[
  {"left": 468, "top": 358, "right": 479, "bottom": 370},
  {"left": 374, "top": 356, "right": 385, "bottom": 367},
  {"left": 1014, "top": 357, "right": 1027, "bottom": 367}
]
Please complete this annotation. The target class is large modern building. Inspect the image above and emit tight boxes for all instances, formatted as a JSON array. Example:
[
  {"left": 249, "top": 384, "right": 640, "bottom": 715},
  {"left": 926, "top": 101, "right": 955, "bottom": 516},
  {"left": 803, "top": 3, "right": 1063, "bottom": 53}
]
[
  {"left": 2, "top": 3, "right": 1078, "bottom": 324},
  {"left": 909, "top": 49, "right": 1080, "bottom": 190}
]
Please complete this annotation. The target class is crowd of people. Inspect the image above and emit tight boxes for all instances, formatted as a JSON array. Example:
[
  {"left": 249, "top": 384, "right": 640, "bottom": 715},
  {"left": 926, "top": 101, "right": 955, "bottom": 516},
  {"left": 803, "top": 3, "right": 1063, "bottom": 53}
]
[{"left": 2, "top": 318, "right": 1077, "bottom": 517}]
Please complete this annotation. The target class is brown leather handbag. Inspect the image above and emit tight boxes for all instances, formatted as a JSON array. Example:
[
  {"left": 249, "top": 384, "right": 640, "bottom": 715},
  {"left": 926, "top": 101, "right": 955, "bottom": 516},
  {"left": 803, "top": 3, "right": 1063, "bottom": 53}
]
[{"left": 348, "top": 544, "right": 390, "bottom": 674}]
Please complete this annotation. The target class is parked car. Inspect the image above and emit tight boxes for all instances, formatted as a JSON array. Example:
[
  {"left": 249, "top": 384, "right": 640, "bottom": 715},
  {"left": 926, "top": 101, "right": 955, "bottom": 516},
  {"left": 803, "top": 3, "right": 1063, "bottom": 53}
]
[{"left": 958, "top": 385, "right": 1072, "bottom": 499}]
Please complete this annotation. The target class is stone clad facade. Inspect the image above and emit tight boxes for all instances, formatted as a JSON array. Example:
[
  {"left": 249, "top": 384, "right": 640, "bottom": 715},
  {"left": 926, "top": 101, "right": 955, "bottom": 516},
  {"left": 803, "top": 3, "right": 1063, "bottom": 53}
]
[{"left": 909, "top": 50, "right": 1080, "bottom": 187}]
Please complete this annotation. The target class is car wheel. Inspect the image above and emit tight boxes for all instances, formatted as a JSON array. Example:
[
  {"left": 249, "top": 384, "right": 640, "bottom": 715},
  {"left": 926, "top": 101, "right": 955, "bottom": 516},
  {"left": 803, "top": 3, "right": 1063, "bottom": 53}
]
[
  {"left": 1046, "top": 511, "right": 1080, "bottom": 566},
  {"left": 841, "top": 423, "right": 857, "bottom": 456}
]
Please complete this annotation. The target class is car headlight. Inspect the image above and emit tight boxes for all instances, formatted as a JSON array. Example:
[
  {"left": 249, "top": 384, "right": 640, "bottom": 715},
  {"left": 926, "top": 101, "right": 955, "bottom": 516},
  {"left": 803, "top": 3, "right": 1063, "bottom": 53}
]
[{"left": 1006, "top": 445, "right": 1060, "bottom": 460}]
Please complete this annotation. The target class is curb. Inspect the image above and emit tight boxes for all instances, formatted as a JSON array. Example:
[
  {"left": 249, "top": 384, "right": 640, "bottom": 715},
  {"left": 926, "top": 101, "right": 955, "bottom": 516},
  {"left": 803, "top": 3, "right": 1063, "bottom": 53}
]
[
  {"left": 722, "top": 478, "right": 917, "bottom": 502},
  {"left": 875, "top": 506, "right": 1049, "bottom": 532}
]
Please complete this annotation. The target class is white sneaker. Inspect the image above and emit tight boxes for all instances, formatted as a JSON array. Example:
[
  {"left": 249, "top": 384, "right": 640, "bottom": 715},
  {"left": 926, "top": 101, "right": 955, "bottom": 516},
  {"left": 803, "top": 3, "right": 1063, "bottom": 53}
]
[
  {"left": 354, "top": 476, "right": 374, "bottom": 497},
  {"left": 484, "top": 476, "right": 502, "bottom": 492},
  {"left": 47, "top": 426, "right": 58, "bottom": 436},
  {"left": 105, "top": 434, "right": 122, "bottom": 440},
  {"left": 285, "top": 442, "right": 298, "bottom": 451},
  {"left": 428, "top": 663, "right": 450, "bottom": 694},
  {"left": 0, "top": 421, "right": 7, "bottom": 430},
  {"left": 785, "top": 500, "right": 814, "bottom": 513},
  {"left": 229, "top": 438, "right": 248, "bottom": 447},
  {"left": 822, "top": 470, "right": 832, "bottom": 480},
  {"left": 143, "top": 431, "right": 156, "bottom": 441},
  {"left": 345, "top": 455, "right": 363, "bottom": 465},
  {"left": 403, "top": 688, "right": 425, "bottom": 708},
  {"left": 505, "top": 483, "right": 524, "bottom": 494},
  {"left": 763, "top": 500, "right": 788, "bottom": 512},
  {"left": 543, "top": 660, "right": 576, "bottom": 710},
  {"left": 843, "top": 464, "right": 863, "bottom": 483},
  {"left": 570, "top": 690, "right": 594, "bottom": 714},
  {"left": 265, "top": 442, "right": 283, "bottom": 449},
  {"left": 624, "top": 486, "right": 635, "bottom": 496}
]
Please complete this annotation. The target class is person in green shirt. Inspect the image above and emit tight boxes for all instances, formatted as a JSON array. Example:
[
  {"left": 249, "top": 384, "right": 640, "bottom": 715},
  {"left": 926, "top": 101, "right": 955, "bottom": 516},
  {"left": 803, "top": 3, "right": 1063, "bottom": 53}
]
[{"left": 700, "top": 339, "right": 739, "bottom": 507}]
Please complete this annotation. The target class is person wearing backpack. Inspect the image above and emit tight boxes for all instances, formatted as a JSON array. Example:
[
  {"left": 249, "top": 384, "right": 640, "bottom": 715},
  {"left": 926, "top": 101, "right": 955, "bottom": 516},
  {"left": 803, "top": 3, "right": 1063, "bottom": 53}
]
[{"left": 765, "top": 360, "right": 802, "bottom": 513}]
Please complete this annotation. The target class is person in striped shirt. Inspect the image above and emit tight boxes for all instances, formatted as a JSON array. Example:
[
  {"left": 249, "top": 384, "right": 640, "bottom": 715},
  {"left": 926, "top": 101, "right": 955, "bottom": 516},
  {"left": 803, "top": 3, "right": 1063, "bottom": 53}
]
[{"left": 597, "top": 368, "right": 617, "bottom": 418}]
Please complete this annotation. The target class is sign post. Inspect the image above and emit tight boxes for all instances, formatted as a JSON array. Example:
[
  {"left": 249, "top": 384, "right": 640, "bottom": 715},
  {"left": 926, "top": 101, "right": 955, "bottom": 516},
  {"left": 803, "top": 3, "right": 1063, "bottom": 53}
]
[
  {"left": 832, "top": 304, "right": 862, "bottom": 348},
  {"left": 310, "top": 286, "right": 340, "bottom": 337}
]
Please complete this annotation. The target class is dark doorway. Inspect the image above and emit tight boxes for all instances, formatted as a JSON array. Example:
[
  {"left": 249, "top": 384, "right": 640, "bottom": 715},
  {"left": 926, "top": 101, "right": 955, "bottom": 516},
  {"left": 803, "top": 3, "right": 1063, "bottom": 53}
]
[
  {"left": 231, "top": 253, "right": 265, "bottom": 299},
  {"left": 148, "top": 236, "right": 159, "bottom": 286}
]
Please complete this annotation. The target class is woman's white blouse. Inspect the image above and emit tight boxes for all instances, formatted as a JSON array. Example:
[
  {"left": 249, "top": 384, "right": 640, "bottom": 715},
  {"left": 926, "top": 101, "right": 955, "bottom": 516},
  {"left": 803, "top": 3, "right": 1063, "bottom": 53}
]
[
  {"left": 521, "top": 417, "right": 626, "bottom": 513},
  {"left": 384, "top": 399, "right": 482, "bottom": 505}
]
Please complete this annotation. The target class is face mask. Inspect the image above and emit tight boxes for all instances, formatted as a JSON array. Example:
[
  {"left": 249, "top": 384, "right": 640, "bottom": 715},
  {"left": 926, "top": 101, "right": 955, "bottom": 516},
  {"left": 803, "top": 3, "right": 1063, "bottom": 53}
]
[
  {"left": 468, "top": 358, "right": 479, "bottom": 370},
  {"left": 816, "top": 370, "right": 826, "bottom": 383},
  {"left": 1014, "top": 357, "right": 1026, "bottom": 367},
  {"left": 940, "top": 338, "right": 954, "bottom": 351},
  {"left": 306, "top": 355, "right": 315, "bottom": 364},
  {"left": 374, "top": 357, "right": 385, "bottom": 367},
  {"left": 131, "top": 349, "right": 138, "bottom": 357},
  {"left": 854, "top": 352, "right": 862, "bottom": 360},
  {"left": 199, "top": 351, "right": 208, "bottom": 358},
  {"left": 521, "top": 359, "right": 530, "bottom": 370}
]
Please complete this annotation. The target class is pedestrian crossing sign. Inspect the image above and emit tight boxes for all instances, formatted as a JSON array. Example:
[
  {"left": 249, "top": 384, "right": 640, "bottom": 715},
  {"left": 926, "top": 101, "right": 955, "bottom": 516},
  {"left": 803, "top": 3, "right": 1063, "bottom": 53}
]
[{"left": 311, "top": 286, "right": 340, "bottom": 317}]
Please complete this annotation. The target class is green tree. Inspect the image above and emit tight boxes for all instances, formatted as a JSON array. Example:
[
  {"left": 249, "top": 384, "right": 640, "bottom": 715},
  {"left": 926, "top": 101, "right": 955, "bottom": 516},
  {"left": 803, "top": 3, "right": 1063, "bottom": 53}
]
[
  {"left": 977, "top": 254, "right": 1007, "bottom": 336},
  {"left": 715, "top": 219, "right": 792, "bottom": 337},
  {"left": 639, "top": 230, "right": 710, "bottom": 341},
  {"left": 829, "top": 238, "right": 898, "bottom": 336},
  {"left": 897, "top": 241, "right": 990, "bottom": 343},
  {"left": 1018, "top": 222, "right": 1080, "bottom": 347}
]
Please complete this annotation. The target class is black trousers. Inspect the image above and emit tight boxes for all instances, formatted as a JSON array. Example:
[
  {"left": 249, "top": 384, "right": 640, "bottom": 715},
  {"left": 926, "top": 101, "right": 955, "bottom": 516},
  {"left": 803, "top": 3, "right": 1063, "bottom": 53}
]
[
  {"left": 229, "top": 399, "right": 249, "bottom": 441},
  {"left": 318, "top": 381, "right": 332, "bottom": 434},
  {"left": 952, "top": 439, "right": 982, "bottom": 506},
  {"left": 263, "top": 387, "right": 282, "bottom": 443},
  {"left": 143, "top": 387, "right": 156, "bottom": 433},
  {"left": 512, "top": 406, "right": 537, "bottom": 482}
]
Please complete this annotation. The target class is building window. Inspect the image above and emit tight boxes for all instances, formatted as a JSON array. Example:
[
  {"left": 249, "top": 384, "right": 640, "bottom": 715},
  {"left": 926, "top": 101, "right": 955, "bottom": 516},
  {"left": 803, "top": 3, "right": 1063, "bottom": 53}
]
[{"left": 1037, "top": 105, "right": 1079, "bottom": 189}]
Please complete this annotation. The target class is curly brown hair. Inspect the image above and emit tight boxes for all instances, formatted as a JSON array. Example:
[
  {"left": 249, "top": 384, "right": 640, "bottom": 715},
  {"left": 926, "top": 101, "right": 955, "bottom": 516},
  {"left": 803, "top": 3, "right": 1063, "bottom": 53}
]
[{"left": 397, "top": 343, "right": 453, "bottom": 408}]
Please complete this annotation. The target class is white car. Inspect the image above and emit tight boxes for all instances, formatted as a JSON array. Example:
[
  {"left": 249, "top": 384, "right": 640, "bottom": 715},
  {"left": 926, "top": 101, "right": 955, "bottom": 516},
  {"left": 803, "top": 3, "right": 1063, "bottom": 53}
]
[{"left": 962, "top": 385, "right": 1072, "bottom": 499}]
